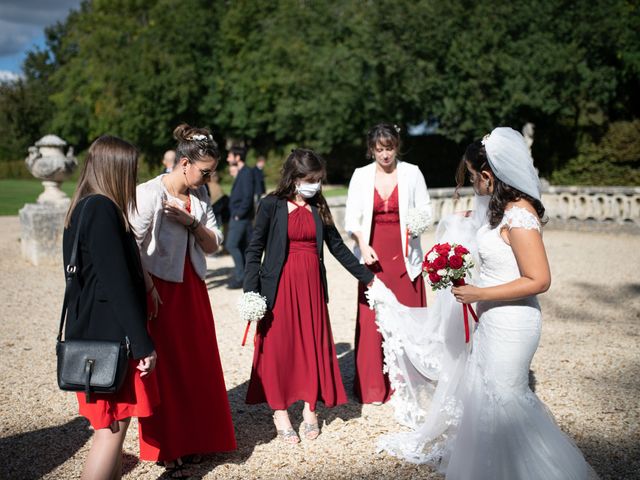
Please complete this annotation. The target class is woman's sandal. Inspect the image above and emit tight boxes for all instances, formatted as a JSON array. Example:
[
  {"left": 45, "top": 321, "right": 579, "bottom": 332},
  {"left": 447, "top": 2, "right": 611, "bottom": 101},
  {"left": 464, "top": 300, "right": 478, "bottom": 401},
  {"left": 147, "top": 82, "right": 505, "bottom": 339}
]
[
  {"left": 163, "top": 459, "right": 188, "bottom": 479},
  {"left": 301, "top": 422, "right": 320, "bottom": 441},
  {"left": 273, "top": 414, "right": 300, "bottom": 444},
  {"left": 182, "top": 454, "right": 203, "bottom": 464}
]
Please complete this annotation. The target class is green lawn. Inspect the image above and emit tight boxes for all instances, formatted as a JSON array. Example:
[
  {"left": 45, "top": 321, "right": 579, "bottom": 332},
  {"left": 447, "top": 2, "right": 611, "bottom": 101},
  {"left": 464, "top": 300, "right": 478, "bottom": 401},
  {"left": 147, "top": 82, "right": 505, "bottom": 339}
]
[
  {"left": 0, "top": 179, "right": 77, "bottom": 216},
  {"left": 0, "top": 179, "right": 348, "bottom": 216}
]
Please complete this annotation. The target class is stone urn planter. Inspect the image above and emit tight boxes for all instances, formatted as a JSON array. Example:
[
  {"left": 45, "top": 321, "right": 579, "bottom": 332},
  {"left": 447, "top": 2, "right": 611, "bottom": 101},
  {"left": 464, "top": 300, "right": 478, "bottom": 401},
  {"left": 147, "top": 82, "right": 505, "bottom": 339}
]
[
  {"left": 25, "top": 134, "right": 77, "bottom": 205},
  {"left": 20, "top": 135, "right": 78, "bottom": 265}
]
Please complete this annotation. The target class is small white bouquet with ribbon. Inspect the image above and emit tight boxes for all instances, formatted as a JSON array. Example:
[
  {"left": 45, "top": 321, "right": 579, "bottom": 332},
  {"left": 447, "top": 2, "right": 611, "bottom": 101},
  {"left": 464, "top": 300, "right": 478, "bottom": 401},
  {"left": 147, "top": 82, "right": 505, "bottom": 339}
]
[
  {"left": 238, "top": 291, "right": 267, "bottom": 346},
  {"left": 405, "top": 208, "right": 432, "bottom": 255}
]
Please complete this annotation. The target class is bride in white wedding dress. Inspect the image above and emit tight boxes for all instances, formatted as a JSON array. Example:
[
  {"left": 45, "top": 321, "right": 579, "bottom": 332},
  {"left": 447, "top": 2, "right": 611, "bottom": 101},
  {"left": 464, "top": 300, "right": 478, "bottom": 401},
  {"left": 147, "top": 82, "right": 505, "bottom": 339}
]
[{"left": 367, "top": 127, "right": 597, "bottom": 479}]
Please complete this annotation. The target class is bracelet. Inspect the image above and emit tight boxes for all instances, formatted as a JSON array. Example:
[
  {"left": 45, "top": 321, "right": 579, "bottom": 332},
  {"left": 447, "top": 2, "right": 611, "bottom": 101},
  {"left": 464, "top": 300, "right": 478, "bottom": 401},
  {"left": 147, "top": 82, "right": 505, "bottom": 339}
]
[{"left": 187, "top": 216, "right": 200, "bottom": 231}]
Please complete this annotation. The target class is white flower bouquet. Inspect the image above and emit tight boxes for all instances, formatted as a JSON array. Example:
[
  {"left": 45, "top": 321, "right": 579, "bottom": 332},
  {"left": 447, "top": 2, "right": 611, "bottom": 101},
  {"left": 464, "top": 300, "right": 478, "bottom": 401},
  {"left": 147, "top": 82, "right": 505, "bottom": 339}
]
[
  {"left": 406, "top": 207, "right": 432, "bottom": 237},
  {"left": 238, "top": 291, "right": 267, "bottom": 322},
  {"left": 238, "top": 291, "right": 268, "bottom": 346}
]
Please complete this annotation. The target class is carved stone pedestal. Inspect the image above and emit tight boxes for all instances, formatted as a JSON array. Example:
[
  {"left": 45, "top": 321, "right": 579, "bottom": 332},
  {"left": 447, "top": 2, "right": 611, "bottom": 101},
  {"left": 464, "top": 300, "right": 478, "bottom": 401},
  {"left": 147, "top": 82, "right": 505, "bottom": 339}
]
[{"left": 19, "top": 202, "right": 69, "bottom": 266}]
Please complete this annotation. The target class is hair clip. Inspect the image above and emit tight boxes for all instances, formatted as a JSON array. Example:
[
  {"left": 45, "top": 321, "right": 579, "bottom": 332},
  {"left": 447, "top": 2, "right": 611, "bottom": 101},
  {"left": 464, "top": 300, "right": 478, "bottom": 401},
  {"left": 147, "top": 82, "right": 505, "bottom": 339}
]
[
  {"left": 393, "top": 124, "right": 401, "bottom": 134},
  {"left": 190, "top": 134, "right": 212, "bottom": 142},
  {"left": 481, "top": 133, "right": 490, "bottom": 146}
]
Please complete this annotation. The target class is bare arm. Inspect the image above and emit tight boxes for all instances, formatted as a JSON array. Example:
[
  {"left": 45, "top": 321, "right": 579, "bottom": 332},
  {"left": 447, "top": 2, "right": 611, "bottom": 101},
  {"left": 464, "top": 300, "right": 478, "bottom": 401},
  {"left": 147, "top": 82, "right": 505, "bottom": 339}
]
[
  {"left": 350, "top": 230, "right": 379, "bottom": 265},
  {"left": 453, "top": 204, "right": 550, "bottom": 303}
]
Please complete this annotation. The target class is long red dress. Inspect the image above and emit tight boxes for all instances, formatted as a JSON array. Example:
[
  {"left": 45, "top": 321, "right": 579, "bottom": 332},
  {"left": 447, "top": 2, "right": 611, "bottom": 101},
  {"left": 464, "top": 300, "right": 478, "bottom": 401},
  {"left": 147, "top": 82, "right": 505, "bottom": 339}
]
[
  {"left": 246, "top": 203, "right": 347, "bottom": 411},
  {"left": 354, "top": 185, "right": 426, "bottom": 404},
  {"left": 138, "top": 208, "right": 236, "bottom": 461}
]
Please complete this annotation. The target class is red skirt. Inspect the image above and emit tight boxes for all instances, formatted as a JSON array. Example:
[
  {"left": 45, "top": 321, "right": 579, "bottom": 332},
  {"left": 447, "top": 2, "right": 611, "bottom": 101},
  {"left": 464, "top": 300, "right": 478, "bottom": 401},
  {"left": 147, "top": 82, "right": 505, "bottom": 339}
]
[
  {"left": 76, "top": 358, "right": 159, "bottom": 430},
  {"left": 138, "top": 254, "right": 236, "bottom": 461}
]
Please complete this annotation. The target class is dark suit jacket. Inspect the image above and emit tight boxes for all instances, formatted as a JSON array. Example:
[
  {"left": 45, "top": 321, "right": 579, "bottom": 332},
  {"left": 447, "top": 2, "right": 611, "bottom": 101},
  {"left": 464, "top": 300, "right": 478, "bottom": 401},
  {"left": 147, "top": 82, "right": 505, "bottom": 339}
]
[
  {"left": 229, "top": 165, "right": 255, "bottom": 220},
  {"left": 62, "top": 195, "right": 154, "bottom": 359},
  {"left": 253, "top": 167, "right": 266, "bottom": 197},
  {"left": 243, "top": 195, "right": 374, "bottom": 309}
]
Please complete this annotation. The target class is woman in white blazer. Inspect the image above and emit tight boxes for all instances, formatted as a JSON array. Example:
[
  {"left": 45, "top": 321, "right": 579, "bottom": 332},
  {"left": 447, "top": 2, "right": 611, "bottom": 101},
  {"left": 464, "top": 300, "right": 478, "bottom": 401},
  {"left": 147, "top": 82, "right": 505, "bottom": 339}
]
[
  {"left": 130, "top": 124, "right": 236, "bottom": 474},
  {"left": 344, "top": 123, "right": 432, "bottom": 404}
]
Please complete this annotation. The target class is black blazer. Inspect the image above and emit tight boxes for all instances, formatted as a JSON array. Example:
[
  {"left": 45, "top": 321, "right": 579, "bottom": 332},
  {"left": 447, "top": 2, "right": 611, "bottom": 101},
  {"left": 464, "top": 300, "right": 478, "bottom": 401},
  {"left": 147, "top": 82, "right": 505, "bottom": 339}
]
[
  {"left": 62, "top": 195, "right": 154, "bottom": 359},
  {"left": 243, "top": 195, "right": 374, "bottom": 309},
  {"left": 229, "top": 165, "right": 255, "bottom": 220}
]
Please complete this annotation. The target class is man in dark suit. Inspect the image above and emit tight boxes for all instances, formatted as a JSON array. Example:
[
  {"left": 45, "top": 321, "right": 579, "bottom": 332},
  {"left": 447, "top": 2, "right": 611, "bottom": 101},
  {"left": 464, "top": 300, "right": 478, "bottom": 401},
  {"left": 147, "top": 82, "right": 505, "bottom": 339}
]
[{"left": 226, "top": 146, "right": 255, "bottom": 289}]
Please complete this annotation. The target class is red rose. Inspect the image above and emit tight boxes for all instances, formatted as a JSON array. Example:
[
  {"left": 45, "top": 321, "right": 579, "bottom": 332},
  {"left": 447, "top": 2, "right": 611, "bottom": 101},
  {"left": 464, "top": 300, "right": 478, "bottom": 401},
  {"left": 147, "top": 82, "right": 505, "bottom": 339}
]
[
  {"left": 454, "top": 245, "right": 468, "bottom": 255},
  {"left": 433, "top": 255, "right": 447, "bottom": 269},
  {"left": 428, "top": 272, "right": 441, "bottom": 283},
  {"left": 436, "top": 243, "right": 451, "bottom": 255},
  {"left": 422, "top": 260, "right": 434, "bottom": 272},
  {"left": 449, "top": 255, "right": 463, "bottom": 269}
]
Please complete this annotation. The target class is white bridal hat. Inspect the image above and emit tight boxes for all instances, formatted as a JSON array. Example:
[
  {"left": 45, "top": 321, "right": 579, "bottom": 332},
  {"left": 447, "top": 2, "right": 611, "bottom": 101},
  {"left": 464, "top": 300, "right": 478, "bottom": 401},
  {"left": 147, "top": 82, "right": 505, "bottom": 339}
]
[{"left": 482, "top": 127, "right": 542, "bottom": 201}]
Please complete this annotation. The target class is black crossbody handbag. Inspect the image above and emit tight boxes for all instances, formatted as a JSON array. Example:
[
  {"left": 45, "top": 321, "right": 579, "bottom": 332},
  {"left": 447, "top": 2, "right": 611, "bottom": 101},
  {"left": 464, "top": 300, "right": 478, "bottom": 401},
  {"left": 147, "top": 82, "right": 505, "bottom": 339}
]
[{"left": 56, "top": 198, "right": 130, "bottom": 402}]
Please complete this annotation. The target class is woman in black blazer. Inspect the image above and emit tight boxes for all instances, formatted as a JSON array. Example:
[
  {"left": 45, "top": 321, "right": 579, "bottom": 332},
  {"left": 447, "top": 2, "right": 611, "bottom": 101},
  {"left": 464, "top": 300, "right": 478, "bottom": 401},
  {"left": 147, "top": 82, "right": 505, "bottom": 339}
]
[
  {"left": 243, "top": 148, "right": 374, "bottom": 444},
  {"left": 62, "top": 135, "right": 157, "bottom": 480}
]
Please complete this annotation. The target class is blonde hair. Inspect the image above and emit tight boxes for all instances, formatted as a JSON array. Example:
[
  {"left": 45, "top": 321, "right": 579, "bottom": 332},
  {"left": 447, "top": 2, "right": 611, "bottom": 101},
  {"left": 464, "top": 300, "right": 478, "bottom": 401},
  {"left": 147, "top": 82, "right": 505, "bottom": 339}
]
[{"left": 65, "top": 135, "right": 139, "bottom": 231}]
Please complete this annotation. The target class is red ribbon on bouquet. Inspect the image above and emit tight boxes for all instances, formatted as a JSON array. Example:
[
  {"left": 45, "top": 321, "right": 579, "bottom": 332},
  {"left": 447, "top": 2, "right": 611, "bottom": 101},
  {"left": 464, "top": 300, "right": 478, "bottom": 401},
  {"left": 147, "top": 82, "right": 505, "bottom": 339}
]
[
  {"left": 241, "top": 321, "right": 251, "bottom": 346},
  {"left": 453, "top": 278, "right": 479, "bottom": 343}
]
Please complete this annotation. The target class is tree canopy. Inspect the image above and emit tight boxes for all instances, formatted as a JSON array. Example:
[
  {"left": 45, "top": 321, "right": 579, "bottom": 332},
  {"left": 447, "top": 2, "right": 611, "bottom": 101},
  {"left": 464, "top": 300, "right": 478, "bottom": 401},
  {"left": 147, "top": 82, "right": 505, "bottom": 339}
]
[{"left": 0, "top": 0, "right": 638, "bottom": 186}]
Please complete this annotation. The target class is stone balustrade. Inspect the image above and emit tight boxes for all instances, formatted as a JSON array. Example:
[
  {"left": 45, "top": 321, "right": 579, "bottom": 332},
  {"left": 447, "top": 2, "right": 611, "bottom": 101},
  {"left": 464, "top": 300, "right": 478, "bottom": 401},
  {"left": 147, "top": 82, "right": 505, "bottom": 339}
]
[{"left": 326, "top": 186, "right": 640, "bottom": 234}]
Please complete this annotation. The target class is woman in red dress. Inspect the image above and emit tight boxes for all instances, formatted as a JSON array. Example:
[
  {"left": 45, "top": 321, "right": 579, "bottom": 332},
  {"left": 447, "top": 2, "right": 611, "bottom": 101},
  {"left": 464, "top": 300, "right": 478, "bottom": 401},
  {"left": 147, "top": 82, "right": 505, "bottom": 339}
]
[
  {"left": 62, "top": 135, "right": 158, "bottom": 480},
  {"left": 344, "top": 124, "right": 432, "bottom": 404},
  {"left": 131, "top": 124, "right": 236, "bottom": 476},
  {"left": 243, "top": 149, "right": 374, "bottom": 444}
]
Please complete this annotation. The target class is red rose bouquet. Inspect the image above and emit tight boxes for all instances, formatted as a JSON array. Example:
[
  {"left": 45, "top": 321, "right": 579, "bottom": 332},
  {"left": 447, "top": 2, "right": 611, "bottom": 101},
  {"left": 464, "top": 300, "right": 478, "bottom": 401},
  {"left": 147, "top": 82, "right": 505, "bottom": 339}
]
[
  {"left": 422, "top": 243, "right": 474, "bottom": 290},
  {"left": 422, "top": 242, "right": 478, "bottom": 343}
]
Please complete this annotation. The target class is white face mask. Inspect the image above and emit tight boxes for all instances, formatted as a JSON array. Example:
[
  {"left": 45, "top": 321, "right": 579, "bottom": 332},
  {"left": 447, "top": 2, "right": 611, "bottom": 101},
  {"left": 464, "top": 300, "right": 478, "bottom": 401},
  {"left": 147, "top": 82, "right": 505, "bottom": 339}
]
[{"left": 296, "top": 181, "right": 321, "bottom": 198}]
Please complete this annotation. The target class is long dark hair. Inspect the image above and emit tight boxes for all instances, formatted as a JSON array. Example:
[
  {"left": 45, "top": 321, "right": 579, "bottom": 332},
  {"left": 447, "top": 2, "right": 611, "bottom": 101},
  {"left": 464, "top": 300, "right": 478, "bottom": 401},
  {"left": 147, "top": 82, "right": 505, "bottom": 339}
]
[
  {"left": 272, "top": 148, "right": 333, "bottom": 225},
  {"left": 65, "top": 135, "right": 138, "bottom": 231},
  {"left": 456, "top": 140, "right": 546, "bottom": 228}
]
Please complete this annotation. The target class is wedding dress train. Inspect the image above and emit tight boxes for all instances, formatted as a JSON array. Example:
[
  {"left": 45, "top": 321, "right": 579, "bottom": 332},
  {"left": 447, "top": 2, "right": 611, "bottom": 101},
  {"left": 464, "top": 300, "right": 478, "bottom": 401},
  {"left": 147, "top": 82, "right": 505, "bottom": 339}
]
[{"left": 367, "top": 203, "right": 596, "bottom": 479}]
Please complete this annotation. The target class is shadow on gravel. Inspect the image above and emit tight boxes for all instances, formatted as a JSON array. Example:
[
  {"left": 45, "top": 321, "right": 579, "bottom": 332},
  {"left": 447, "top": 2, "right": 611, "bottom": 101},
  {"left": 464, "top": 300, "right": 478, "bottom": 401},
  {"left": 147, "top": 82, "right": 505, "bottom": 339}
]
[
  {"left": 205, "top": 266, "right": 235, "bottom": 290},
  {"left": 0, "top": 417, "right": 91, "bottom": 479},
  {"left": 184, "top": 342, "right": 364, "bottom": 478},
  {"left": 543, "top": 281, "right": 640, "bottom": 323},
  {"left": 573, "top": 282, "right": 640, "bottom": 309},
  {"left": 578, "top": 435, "right": 640, "bottom": 480}
]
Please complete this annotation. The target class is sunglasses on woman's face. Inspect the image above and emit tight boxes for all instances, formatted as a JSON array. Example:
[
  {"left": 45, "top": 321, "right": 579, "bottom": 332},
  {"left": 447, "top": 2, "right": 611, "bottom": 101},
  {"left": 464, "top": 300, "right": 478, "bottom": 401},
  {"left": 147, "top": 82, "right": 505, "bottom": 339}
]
[{"left": 194, "top": 165, "right": 213, "bottom": 179}]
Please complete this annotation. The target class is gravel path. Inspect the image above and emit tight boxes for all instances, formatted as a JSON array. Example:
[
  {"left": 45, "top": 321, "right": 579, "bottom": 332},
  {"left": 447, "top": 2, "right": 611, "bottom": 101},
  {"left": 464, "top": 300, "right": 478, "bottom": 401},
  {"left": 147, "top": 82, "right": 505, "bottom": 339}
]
[{"left": 0, "top": 215, "right": 638, "bottom": 479}]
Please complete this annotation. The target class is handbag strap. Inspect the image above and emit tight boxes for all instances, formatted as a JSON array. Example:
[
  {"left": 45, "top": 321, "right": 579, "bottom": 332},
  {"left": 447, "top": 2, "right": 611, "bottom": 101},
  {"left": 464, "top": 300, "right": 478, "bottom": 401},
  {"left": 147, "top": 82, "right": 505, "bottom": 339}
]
[{"left": 57, "top": 196, "right": 94, "bottom": 342}]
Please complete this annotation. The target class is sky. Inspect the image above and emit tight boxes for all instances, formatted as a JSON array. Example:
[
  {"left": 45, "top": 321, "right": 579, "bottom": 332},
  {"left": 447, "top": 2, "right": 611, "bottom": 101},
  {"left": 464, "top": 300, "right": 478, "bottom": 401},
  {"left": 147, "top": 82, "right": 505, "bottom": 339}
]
[{"left": 0, "top": 0, "right": 82, "bottom": 81}]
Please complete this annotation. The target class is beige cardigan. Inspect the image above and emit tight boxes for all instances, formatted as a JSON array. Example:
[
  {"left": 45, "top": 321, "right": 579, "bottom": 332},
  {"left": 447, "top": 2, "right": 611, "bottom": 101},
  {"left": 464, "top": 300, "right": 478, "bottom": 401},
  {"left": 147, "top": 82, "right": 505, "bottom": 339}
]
[
  {"left": 344, "top": 161, "right": 432, "bottom": 281},
  {"left": 130, "top": 175, "right": 223, "bottom": 282}
]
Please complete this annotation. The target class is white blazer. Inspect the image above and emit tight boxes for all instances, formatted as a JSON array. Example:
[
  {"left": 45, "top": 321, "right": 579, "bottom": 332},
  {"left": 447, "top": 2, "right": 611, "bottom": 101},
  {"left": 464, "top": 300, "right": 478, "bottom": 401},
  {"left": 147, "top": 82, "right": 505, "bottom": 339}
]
[
  {"left": 344, "top": 161, "right": 432, "bottom": 281},
  {"left": 130, "top": 175, "right": 223, "bottom": 282}
]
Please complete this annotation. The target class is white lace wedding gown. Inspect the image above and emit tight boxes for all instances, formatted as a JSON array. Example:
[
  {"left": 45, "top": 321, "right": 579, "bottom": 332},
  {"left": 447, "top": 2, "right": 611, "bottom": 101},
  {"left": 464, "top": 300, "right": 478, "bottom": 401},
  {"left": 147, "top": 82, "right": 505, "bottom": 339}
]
[{"left": 368, "top": 206, "right": 596, "bottom": 479}]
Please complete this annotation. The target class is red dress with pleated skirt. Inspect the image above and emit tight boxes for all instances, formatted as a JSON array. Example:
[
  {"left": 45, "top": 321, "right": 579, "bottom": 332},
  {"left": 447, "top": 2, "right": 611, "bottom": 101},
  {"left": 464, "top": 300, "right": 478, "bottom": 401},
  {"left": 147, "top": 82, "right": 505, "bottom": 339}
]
[
  {"left": 246, "top": 203, "right": 347, "bottom": 411},
  {"left": 76, "top": 359, "right": 159, "bottom": 430},
  {"left": 354, "top": 185, "right": 427, "bottom": 404},
  {"left": 138, "top": 201, "right": 236, "bottom": 461}
]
